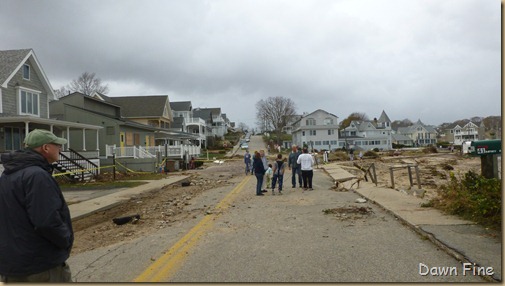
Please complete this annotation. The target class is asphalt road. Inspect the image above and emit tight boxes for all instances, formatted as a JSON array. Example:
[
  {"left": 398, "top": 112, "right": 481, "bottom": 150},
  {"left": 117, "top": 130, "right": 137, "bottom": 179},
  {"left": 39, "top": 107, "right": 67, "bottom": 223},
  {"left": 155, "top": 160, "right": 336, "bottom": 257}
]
[{"left": 67, "top": 136, "right": 484, "bottom": 282}]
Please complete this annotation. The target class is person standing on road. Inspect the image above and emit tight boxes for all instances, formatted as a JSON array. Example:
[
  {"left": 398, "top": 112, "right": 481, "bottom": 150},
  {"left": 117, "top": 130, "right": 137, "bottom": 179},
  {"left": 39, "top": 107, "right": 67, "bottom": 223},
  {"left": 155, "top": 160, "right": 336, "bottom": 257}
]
[
  {"left": 0, "top": 129, "right": 74, "bottom": 283},
  {"left": 259, "top": 150, "right": 269, "bottom": 192},
  {"left": 252, "top": 151, "right": 266, "bottom": 196},
  {"left": 297, "top": 147, "right": 315, "bottom": 191},
  {"left": 244, "top": 150, "right": 252, "bottom": 175},
  {"left": 288, "top": 145, "right": 302, "bottom": 189},
  {"left": 271, "top": 154, "right": 286, "bottom": 195},
  {"left": 265, "top": 164, "right": 273, "bottom": 191}
]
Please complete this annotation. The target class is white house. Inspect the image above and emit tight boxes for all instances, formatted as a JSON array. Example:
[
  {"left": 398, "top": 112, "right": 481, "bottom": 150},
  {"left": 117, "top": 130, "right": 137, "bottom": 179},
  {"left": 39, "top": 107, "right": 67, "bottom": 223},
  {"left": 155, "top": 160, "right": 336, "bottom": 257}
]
[
  {"left": 396, "top": 119, "right": 437, "bottom": 147},
  {"left": 291, "top": 109, "right": 339, "bottom": 150},
  {"left": 339, "top": 110, "right": 393, "bottom": 151}
]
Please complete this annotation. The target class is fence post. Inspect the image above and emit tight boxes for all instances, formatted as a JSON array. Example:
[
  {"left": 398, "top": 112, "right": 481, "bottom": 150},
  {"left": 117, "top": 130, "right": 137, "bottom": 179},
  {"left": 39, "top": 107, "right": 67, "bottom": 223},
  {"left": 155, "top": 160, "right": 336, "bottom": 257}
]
[{"left": 112, "top": 152, "right": 116, "bottom": 181}]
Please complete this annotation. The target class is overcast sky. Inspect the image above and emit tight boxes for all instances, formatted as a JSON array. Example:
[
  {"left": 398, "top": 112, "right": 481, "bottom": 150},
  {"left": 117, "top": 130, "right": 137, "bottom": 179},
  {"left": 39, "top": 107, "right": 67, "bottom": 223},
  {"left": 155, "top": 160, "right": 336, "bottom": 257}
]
[{"left": 0, "top": 0, "right": 501, "bottom": 128}]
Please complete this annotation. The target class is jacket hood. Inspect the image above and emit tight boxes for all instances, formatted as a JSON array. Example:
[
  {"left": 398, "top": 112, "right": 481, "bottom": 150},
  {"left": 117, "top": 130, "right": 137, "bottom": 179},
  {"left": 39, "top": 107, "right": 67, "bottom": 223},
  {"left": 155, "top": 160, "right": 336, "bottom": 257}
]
[{"left": 0, "top": 150, "right": 53, "bottom": 175}]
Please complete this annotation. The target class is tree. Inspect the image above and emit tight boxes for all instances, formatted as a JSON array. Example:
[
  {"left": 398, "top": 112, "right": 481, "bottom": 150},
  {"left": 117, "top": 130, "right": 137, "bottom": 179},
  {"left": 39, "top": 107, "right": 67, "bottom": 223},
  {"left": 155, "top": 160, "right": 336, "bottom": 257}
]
[
  {"left": 339, "top": 112, "right": 369, "bottom": 130},
  {"left": 255, "top": 96, "right": 296, "bottom": 142},
  {"left": 56, "top": 72, "right": 109, "bottom": 98}
]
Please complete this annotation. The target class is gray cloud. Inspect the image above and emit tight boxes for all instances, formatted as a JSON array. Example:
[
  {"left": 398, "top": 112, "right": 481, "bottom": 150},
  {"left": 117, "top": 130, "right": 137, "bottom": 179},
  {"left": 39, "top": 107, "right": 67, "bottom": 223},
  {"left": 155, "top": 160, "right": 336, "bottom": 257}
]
[{"left": 0, "top": 0, "right": 500, "bottom": 128}]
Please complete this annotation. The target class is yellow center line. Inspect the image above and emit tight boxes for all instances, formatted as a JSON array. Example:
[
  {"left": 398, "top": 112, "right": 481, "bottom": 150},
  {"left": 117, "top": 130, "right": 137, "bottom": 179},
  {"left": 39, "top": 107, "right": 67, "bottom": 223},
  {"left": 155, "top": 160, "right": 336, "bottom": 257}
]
[{"left": 133, "top": 175, "right": 252, "bottom": 282}]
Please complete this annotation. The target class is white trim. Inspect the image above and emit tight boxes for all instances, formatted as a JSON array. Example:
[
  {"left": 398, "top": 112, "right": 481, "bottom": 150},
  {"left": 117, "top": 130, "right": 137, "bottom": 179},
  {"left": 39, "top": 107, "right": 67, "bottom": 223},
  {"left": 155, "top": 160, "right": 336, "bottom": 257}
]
[
  {"left": 1, "top": 50, "right": 56, "bottom": 100},
  {"left": 0, "top": 88, "right": 2, "bottom": 113}
]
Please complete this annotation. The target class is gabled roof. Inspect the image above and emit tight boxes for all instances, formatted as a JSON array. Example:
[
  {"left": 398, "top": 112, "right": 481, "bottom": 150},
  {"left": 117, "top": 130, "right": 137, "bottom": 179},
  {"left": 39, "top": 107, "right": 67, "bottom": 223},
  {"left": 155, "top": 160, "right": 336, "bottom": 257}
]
[
  {"left": 90, "top": 91, "right": 113, "bottom": 102},
  {"left": 378, "top": 110, "right": 391, "bottom": 123},
  {"left": 109, "top": 95, "right": 170, "bottom": 118},
  {"left": 194, "top": 107, "right": 221, "bottom": 116},
  {"left": 303, "top": 109, "right": 338, "bottom": 119},
  {"left": 398, "top": 120, "right": 437, "bottom": 134},
  {"left": 293, "top": 109, "right": 338, "bottom": 125},
  {"left": 170, "top": 101, "right": 192, "bottom": 112},
  {"left": 193, "top": 109, "right": 213, "bottom": 122},
  {"left": 0, "top": 49, "right": 56, "bottom": 100}
]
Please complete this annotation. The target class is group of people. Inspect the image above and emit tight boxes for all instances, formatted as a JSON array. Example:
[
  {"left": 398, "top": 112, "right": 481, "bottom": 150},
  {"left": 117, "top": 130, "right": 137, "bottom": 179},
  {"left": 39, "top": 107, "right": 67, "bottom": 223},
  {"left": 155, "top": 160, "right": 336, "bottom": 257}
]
[{"left": 244, "top": 144, "right": 316, "bottom": 196}]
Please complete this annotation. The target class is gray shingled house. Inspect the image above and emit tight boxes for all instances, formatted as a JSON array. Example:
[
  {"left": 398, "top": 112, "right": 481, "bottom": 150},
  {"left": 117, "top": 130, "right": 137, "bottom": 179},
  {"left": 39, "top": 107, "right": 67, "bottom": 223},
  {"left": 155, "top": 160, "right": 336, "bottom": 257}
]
[{"left": 0, "top": 49, "right": 102, "bottom": 179}]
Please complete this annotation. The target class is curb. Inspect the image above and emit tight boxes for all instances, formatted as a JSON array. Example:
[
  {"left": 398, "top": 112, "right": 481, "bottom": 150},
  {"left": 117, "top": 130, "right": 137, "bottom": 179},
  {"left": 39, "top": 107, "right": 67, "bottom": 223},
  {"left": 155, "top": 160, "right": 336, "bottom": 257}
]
[{"left": 350, "top": 187, "right": 500, "bottom": 283}]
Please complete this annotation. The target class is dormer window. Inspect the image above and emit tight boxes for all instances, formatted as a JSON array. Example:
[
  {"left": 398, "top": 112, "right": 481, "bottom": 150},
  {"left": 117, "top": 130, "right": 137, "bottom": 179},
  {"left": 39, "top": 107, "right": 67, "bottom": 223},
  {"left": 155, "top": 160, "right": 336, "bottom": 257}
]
[{"left": 23, "top": 64, "right": 30, "bottom": 80}]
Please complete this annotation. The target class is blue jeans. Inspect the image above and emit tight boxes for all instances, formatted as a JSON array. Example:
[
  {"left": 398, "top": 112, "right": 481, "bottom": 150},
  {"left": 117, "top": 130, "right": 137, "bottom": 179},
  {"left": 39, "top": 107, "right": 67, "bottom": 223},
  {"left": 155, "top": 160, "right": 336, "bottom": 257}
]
[
  {"left": 255, "top": 173, "right": 264, "bottom": 195},
  {"left": 292, "top": 166, "right": 302, "bottom": 187},
  {"left": 272, "top": 174, "right": 284, "bottom": 191}
]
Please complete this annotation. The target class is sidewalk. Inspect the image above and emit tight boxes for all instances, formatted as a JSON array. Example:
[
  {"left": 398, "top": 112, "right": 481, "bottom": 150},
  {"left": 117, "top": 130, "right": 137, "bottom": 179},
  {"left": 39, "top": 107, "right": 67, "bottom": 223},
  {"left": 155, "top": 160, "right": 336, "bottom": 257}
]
[
  {"left": 321, "top": 163, "right": 502, "bottom": 282},
  {"left": 64, "top": 175, "right": 189, "bottom": 221}
]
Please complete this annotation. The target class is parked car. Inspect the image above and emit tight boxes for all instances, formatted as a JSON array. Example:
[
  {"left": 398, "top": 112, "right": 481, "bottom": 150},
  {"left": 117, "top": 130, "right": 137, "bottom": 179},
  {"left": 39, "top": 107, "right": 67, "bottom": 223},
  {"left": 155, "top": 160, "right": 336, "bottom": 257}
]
[{"left": 241, "top": 143, "right": 249, "bottom": 149}]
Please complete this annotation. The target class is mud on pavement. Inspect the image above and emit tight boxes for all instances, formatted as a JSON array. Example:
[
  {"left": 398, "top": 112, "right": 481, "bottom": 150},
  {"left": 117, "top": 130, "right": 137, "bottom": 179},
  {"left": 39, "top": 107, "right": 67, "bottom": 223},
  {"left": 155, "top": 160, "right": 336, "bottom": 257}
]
[{"left": 71, "top": 160, "right": 244, "bottom": 255}]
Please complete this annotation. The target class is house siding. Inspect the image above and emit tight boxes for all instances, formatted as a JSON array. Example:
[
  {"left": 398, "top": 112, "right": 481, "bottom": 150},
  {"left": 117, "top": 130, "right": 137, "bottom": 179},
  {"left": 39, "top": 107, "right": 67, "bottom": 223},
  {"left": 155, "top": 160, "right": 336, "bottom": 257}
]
[
  {"left": 292, "top": 110, "right": 339, "bottom": 150},
  {"left": 5, "top": 58, "right": 49, "bottom": 118}
]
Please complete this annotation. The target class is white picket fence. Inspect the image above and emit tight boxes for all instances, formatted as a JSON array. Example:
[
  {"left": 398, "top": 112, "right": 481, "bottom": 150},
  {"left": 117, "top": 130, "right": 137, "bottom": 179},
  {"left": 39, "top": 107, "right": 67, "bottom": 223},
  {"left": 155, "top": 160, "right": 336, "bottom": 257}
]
[{"left": 105, "top": 144, "right": 200, "bottom": 159}]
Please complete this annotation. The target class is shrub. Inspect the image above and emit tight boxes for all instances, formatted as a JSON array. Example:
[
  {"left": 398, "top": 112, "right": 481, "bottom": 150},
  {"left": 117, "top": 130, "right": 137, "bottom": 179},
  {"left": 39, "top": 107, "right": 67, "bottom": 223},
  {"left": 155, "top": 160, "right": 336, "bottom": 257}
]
[
  {"left": 431, "top": 171, "right": 501, "bottom": 230},
  {"left": 423, "top": 145, "right": 438, "bottom": 153},
  {"left": 364, "top": 150, "right": 379, "bottom": 158}
]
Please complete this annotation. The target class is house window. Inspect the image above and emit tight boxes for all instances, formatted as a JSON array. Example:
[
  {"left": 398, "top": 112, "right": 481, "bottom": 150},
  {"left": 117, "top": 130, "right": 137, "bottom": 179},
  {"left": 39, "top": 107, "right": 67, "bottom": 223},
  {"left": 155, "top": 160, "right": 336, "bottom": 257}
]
[
  {"left": 23, "top": 64, "right": 30, "bottom": 80},
  {"left": 5, "top": 127, "right": 22, "bottom": 150},
  {"left": 19, "top": 90, "right": 39, "bottom": 116},
  {"left": 324, "top": 118, "right": 333, "bottom": 125},
  {"left": 306, "top": 118, "right": 316, "bottom": 126},
  {"left": 328, "top": 129, "right": 334, "bottom": 135},
  {"left": 309, "top": 130, "right": 316, "bottom": 136},
  {"left": 302, "top": 131, "right": 305, "bottom": 136}
]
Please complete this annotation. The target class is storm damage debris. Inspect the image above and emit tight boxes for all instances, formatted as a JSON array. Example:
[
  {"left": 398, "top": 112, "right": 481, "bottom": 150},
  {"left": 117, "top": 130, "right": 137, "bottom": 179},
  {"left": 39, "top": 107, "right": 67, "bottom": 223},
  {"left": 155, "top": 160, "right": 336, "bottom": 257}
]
[
  {"left": 323, "top": 206, "right": 374, "bottom": 220},
  {"left": 112, "top": 214, "right": 141, "bottom": 225}
]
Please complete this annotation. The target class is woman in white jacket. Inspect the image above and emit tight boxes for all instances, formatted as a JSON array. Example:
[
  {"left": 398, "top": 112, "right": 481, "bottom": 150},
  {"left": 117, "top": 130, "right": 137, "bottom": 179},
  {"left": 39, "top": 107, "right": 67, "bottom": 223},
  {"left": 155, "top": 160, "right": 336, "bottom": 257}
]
[{"left": 296, "top": 147, "right": 315, "bottom": 190}]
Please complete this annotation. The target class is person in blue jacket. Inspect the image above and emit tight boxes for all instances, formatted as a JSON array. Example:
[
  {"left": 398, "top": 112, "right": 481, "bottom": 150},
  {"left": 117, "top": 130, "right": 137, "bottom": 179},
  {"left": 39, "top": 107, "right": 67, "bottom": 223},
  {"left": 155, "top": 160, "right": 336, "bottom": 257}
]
[
  {"left": 252, "top": 151, "right": 266, "bottom": 196},
  {"left": 0, "top": 129, "right": 73, "bottom": 282}
]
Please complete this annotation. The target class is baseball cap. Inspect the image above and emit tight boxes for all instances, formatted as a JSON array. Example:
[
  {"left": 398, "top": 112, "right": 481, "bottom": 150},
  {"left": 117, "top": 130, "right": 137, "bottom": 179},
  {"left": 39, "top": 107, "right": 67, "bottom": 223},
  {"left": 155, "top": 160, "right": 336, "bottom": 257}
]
[{"left": 24, "top": 129, "right": 67, "bottom": 149}]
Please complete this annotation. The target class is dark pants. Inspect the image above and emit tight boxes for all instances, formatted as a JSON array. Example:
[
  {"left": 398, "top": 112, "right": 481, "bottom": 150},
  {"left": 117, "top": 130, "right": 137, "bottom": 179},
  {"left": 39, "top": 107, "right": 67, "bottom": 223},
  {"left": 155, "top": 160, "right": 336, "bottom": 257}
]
[
  {"left": 291, "top": 166, "right": 302, "bottom": 187},
  {"left": 0, "top": 262, "right": 72, "bottom": 283},
  {"left": 301, "top": 170, "right": 313, "bottom": 189},
  {"left": 255, "top": 173, "right": 264, "bottom": 195},
  {"left": 272, "top": 174, "right": 284, "bottom": 191}
]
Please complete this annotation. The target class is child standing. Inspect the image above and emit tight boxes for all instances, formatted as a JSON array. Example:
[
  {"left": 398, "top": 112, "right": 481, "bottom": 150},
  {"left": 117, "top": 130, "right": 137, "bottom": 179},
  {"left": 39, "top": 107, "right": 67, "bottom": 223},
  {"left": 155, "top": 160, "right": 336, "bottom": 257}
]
[
  {"left": 265, "top": 164, "right": 273, "bottom": 193},
  {"left": 271, "top": 154, "right": 286, "bottom": 195}
]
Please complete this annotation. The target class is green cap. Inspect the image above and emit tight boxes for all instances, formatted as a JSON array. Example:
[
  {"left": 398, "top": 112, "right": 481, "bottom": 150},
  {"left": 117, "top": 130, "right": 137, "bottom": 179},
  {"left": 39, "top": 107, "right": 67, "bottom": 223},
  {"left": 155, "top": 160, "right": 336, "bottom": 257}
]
[{"left": 24, "top": 129, "right": 67, "bottom": 149}]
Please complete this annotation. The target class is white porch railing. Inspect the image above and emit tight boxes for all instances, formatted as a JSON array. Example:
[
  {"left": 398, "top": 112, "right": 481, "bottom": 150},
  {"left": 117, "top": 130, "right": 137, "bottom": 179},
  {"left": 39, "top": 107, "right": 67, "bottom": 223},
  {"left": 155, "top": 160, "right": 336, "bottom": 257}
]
[{"left": 106, "top": 144, "right": 200, "bottom": 159}]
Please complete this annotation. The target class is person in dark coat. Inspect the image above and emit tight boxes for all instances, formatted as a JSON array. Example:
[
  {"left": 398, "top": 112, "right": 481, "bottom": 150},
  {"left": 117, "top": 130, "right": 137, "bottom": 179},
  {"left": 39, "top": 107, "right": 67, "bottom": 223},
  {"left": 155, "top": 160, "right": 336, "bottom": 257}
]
[
  {"left": 0, "top": 129, "right": 73, "bottom": 282},
  {"left": 252, "top": 151, "right": 266, "bottom": 196}
]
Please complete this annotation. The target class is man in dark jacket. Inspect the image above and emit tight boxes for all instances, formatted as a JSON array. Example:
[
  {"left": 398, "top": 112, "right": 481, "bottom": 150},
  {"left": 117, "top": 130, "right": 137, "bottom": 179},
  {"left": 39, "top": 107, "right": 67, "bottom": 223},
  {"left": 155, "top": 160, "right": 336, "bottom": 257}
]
[
  {"left": 288, "top": 145, "right": 302, "bottom": 188},
  {"left": 0, "top": 129, "right": 74, "bottom": 282}
]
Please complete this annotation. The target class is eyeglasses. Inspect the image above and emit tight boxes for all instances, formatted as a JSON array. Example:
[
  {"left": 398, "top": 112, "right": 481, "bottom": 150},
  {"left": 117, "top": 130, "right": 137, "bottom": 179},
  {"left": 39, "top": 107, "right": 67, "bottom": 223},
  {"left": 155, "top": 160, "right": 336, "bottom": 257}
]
[{"left": 48, "top": 143, "right": 62, "bottom": 149}]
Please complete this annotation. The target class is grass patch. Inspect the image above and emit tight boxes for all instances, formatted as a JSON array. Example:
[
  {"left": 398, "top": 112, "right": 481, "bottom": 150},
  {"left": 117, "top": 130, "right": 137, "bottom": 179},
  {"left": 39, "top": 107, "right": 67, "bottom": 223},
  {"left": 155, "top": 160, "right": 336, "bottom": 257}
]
[{"left": 60, "top": 180, "right": 147, "bottom": 191}]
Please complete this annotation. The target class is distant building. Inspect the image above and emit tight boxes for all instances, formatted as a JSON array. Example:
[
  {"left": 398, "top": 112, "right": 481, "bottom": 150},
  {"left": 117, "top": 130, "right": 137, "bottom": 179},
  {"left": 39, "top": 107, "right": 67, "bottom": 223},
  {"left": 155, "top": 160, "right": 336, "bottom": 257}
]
[
  {"left": 396, "top": 120, "right": 437, "bottom": 147},
  {"left": 339, "top": 110, "right": 393, "bottom": 151},
  {"left": 290, "top": 109, "right": 339, "bottom": 151}
]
